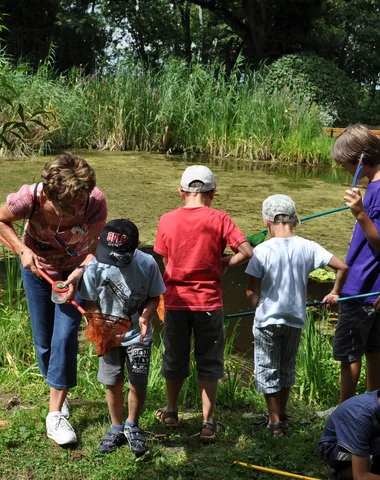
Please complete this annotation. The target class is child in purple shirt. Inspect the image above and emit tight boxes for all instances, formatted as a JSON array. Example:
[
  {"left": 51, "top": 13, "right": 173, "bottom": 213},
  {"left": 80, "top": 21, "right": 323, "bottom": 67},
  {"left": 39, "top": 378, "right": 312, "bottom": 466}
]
[{"left": 332, "top": 124, "right": 380, "bottom": 403}]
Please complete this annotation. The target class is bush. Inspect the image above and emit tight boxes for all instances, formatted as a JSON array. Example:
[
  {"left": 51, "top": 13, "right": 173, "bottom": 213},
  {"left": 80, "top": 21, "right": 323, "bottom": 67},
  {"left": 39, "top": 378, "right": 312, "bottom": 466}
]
[{"left": 264, "top": 53, "right": 362, "bottom": 126}]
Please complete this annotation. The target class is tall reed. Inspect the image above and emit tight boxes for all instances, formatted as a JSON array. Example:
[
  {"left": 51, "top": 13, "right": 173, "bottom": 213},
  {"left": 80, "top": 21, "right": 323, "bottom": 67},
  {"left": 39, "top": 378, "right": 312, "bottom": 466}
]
[
  {"left": 0, "top": 54, "right": 334, "bottom": 162},
  {"left": 296, "top": 307, "right": 367, "bottom": 407}
]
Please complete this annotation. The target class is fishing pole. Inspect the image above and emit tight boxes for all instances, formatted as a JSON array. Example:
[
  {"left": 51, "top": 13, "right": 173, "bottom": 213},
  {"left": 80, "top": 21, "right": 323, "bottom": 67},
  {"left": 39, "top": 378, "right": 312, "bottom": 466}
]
[
  {"left": 0, "top": 235, "right": 86, "bottom": 314},
  {"left": 352, "top": 153, "right": 364, "bottom": 188},
  {"left": 246, "top": 206, "right": 349, "bottom": 246},
  {"left": 225, "top": 291, "right": 380, "bottom": 319},
  {"left": 247, "top": 166, "right": 364, "bottom": 248},
  {"left": 233, "top": 461, "right": 321, "bottom": 480}
]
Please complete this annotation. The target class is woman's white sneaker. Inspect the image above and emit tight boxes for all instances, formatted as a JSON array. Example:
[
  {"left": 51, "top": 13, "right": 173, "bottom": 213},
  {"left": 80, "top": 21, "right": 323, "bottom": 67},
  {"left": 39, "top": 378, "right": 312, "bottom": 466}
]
[
  {"left": 61, "top": 398, "right": 70, "bottom": 419},
  {"left": 46, "top": 413, "right": 77, "bottom": 445},
  {"left": 61, "top": 392, "right": 71, "bottom": 419}
]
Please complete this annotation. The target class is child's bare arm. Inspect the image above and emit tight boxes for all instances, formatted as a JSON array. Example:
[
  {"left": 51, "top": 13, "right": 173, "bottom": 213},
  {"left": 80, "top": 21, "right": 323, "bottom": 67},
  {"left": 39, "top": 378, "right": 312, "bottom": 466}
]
[
  {"left": 222, "top": 241, "right": 253, "bottom": 268},
  {"left": 246, "top": 275, "right": 261, "bottom": 311},
  {"left": 322, "top": 256, "right": 348, "bottom": 304},
  {"left": 139, "top": 296, "right": 160, "bottom": 341},
  {"left": 345, "top": 188, "right": 380, "bottom": 252},
  {"left": 351, "top": 453, "right": 377, "bottom": 480}
]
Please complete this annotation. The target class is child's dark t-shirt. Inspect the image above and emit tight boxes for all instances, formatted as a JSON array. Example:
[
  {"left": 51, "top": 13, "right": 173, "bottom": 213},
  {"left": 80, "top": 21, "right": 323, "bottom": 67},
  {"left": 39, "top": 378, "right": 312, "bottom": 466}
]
[{"left": 318, "top": 390, "right": 380, "bottom": 457}]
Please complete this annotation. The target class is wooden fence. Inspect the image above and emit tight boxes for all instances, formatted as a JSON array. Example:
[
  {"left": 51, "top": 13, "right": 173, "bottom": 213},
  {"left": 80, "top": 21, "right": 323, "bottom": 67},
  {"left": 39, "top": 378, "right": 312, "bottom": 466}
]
[{"left": 323, "top": 127, "right": 380, "bottom": 137}]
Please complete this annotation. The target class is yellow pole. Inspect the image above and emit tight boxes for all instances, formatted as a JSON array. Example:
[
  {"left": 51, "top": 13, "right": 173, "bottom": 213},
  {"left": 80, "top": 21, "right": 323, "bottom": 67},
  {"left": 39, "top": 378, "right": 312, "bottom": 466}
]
[{"left": 233, "top": 461, "right": 321, "bottom": 480}]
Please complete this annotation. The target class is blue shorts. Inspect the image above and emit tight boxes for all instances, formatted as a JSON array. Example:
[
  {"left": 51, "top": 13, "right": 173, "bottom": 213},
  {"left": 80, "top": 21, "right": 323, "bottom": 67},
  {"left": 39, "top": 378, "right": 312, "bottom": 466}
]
[
  {"left": 333, "top": 302, "right": 380, "bottom": 363},
  {"left": 318, "top": 439, "right": 380, "bottom": 473}
]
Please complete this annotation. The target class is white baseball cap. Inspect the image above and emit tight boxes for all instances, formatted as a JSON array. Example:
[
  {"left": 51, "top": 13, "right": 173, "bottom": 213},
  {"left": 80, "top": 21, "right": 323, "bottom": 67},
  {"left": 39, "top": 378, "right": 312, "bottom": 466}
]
[
  {"left": 262, "top": 194, "right": 297, "bottom": 222},
  {"left": 180, "top": 165, "right": 217, "bottom": 193}
]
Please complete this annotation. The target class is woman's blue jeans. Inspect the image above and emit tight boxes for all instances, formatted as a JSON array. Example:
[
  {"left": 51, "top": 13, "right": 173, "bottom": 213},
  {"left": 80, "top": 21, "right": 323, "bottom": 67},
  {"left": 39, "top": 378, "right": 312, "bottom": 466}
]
[{"left": 21, "top": 266, "right": 84, "bottom": 389}]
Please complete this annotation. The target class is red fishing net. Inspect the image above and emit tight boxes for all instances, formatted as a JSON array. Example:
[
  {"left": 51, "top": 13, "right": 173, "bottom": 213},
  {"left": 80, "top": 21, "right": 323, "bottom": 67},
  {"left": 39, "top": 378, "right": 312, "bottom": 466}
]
[
  {"left": 84, "top": 313, "right": 132, "bottom": 357},
  {"left": 157, "top": 294, "right": 165, "bottom": 323}
]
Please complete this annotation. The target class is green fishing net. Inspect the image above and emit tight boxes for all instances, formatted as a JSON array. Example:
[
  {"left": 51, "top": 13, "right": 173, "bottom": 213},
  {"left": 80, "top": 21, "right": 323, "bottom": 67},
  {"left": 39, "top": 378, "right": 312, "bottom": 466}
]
[{"left": 246, "top": 231, "right": 267, "bottom": 247}]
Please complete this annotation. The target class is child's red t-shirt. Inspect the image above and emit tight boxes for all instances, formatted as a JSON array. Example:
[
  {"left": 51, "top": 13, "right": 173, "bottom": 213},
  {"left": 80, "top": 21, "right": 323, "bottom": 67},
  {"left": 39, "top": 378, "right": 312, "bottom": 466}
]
[{"left": 154, "top": 206, "right": 246, "bottom": 311}]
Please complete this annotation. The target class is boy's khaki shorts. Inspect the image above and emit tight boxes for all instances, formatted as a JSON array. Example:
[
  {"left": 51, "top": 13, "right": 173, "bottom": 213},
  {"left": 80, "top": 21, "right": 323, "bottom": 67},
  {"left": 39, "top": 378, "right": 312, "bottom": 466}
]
[{"left": 161, "top": 310, "right": 224, "bottom": 381}]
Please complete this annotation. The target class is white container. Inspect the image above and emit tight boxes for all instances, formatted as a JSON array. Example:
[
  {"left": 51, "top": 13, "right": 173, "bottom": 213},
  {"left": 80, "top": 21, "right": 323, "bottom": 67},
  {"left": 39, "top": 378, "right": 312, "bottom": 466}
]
[{"left": 51, "top": 281, "right": 69, "bottom": 304}]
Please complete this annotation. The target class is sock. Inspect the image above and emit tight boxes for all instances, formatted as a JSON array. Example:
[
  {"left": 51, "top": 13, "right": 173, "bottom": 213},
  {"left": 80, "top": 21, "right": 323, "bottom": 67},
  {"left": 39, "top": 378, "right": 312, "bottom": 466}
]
[
  {"left": 125, "top": 420, "right": 138, "bottom": 428},
  {"left": 47, "top": 411, "right": 61, "bottom": 417},
  {"left": 111, "top": 424, "right": 124, "bottom": 432}
]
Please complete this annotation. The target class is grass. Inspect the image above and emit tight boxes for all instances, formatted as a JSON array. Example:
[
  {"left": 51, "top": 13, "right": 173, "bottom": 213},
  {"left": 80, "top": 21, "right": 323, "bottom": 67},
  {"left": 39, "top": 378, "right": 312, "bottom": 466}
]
[
  {"left": 0, "top": 402, "right": 328, "bottom": 480},
  {"left": 0, "top": 303, "right": 332, "bottom": 480}
]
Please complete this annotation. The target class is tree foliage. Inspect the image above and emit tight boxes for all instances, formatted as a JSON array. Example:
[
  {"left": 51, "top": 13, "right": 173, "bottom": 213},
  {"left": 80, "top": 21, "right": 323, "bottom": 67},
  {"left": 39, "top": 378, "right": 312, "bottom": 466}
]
[
  {"left": 264, "top": 53, "right": 361, "bottom": 125},
  {"left": 310, "top": 0, "right": 380, "bottom": 93},
  {"left": 0, "top": 0, "right": 107, "bottom": 72},
  {"left": 179, "top": 0, "right": 324, "bottom": 62},
  {"left": 103, "top": 0, "right": 242, "bottom": 69}
]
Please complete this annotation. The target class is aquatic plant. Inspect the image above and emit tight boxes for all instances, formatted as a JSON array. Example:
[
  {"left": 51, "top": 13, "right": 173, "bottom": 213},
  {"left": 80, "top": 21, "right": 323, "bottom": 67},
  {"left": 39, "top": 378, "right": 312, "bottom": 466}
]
[{"left": 295, "top": 307, "right": 367, "bottom": 406}]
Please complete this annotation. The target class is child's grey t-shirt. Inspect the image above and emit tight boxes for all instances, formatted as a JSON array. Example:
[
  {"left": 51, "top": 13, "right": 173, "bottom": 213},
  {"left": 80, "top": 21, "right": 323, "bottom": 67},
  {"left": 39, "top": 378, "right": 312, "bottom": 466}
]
[
  {"left": 80, "top": 249, "right": 165, "bottom": 346},
  {"left": 245, "top": 236, "right": 333, "bottom": 329}
]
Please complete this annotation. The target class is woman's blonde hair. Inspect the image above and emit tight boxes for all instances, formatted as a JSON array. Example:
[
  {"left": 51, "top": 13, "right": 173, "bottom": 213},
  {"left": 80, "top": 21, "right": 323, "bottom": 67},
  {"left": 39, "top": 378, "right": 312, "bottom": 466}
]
[
  {"left": 332, "top": 124, "right": 380, "bottom": 167},
  {"left": 41, "top": 152, "right": 96, "bottom": 206}
]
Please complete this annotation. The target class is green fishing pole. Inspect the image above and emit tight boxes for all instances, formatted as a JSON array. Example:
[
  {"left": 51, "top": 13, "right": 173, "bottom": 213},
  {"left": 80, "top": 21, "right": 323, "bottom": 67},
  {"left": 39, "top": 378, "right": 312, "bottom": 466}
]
[
  {"left": 225, "top": 291, "right": 380, "bottom": 319},
  {"left": 246, "top": 205, "right": 349, "bottom": 247},
  {"left": 248, "top": 162, "right": 364, "bottom": 248}
]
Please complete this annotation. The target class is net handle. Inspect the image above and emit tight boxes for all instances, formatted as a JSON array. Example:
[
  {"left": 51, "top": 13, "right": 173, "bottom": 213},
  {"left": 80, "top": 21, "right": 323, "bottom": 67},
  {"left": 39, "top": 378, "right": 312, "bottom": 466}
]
[{"left": 0, "top": 235, "right": 86, "bottom": 315}]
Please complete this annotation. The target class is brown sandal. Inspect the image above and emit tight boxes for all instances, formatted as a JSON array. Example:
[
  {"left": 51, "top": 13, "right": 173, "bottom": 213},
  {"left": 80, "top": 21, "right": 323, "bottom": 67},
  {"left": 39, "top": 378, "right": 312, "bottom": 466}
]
[
  {"left": 200, "top": 421, "right": 225, "bottom": 443},
  {"left": 155, "top": 408, "right": 179, "bottom": 427}
]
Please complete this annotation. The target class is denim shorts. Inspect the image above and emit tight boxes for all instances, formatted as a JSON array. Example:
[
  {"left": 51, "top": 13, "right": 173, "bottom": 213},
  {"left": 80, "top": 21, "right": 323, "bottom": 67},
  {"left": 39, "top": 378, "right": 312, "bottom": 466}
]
[
  {"left": 254, "top": 324, "right": 302, "bottom": 394},
  {"left": 97, "top": 341, "right": 152, "bottom": 387},
  {"left": 333, "top": 302, "right": 380, "bottom": 363},
  {"left": 161, "top": 310, "right": 224, "bottom": 381},
  {"left": 21, "top": 266, "right": 85, "bottom": 390}
]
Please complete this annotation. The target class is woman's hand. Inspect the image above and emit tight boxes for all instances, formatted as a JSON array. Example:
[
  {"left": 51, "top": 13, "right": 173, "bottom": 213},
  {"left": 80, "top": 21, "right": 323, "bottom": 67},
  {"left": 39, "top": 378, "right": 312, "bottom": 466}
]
[
  {"left": 64, "top": 267, "right": 85, "bottom": 300},
  {"left": 344, "top": 188, "right": 364, "bottom": 218},
  {"left": 20, "top": 247, "right": 42, "bottom": 276}
]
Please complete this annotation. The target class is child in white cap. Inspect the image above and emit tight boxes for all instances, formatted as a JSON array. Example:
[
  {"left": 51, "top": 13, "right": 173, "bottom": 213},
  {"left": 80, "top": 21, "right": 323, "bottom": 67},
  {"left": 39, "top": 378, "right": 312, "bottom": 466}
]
[{"left": 245, "top": 194, "right": 348, "bottom": 436}]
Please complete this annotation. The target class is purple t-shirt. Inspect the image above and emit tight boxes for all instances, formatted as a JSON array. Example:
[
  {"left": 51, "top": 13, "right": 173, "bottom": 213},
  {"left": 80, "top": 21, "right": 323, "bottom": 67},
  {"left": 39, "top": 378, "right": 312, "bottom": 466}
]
[{"left": 342, "top": 179, "right": 380, "bottom": 302}]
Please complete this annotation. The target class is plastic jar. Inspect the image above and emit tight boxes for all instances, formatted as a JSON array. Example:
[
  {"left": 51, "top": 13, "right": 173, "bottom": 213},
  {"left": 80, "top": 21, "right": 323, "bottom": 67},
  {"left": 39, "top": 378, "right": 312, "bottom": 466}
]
[{"left": 51, "top": 281, "right": 69, "bottom": 304}]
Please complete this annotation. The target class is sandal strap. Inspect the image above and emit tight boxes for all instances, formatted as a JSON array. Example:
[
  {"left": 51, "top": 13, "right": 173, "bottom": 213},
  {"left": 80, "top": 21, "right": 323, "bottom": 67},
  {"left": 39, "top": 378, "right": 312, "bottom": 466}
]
[
  {"left": 268, "top": 422, "right": 282, "bottom": 430},
  {"left": 156, "top": 409, "right": 178, "bottom": 421},
  {"left": 201, "top": 421, "right": 216, "bottom": 432}
]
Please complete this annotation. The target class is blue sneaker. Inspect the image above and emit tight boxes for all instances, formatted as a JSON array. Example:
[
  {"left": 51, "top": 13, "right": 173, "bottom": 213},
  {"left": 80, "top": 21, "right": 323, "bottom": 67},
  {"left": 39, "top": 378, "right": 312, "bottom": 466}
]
[
  {"left": 124, "top": 425, "right": 146, "bottom": 458},
  {"left": 98, "top": 429, "right": 127, "bottom": 454}
]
